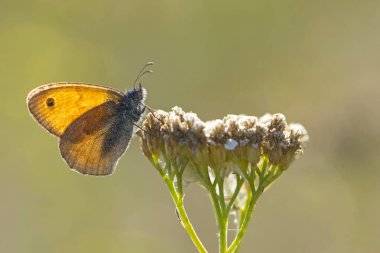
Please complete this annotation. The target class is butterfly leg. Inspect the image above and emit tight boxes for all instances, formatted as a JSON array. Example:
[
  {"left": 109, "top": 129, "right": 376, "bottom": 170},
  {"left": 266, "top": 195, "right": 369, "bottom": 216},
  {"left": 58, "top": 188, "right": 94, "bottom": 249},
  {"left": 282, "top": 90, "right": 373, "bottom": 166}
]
[{"left": 140, "top": 102, "right": 164, "bottom": 124}]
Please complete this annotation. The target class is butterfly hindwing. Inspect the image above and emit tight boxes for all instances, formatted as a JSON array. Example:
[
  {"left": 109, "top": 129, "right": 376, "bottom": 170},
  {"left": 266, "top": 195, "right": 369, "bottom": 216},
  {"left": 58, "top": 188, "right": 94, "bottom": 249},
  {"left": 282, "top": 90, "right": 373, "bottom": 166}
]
[
  {"left": 27, "top": 83, "right": 125, "bottom": 137},
  {"left": 59, "top": 101, "right": 134, "bottom": 175}
]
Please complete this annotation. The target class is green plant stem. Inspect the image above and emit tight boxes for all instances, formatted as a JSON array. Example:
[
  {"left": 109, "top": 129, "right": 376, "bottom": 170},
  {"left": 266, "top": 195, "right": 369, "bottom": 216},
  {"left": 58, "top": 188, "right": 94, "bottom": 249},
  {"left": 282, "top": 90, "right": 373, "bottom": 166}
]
[
  {"left": 226, "top": 177, "right": 243, "bottom": 214},
  {"left": 227, "top": 189, "right": 261, "bottom": 253},
  {"left": 152, "top": 155, "right": 272, "bottom": 253},
  {"left": 165, "top": 179, "right": 208, "bottom": 253},
  {"left": 233, "top": 187, "right": 252, "bottom": 253},
  {"left": 264, "top": 169, "right": 283, "bottom": 189},
  {"left": 152, "top": 157, "right": 207, "bottom": 253},
  {"left": 219, "top": 219, "right": 228, "bottom": 253},
  {"left": 208, "top": 188, "right": 228, "bottom": 253}
]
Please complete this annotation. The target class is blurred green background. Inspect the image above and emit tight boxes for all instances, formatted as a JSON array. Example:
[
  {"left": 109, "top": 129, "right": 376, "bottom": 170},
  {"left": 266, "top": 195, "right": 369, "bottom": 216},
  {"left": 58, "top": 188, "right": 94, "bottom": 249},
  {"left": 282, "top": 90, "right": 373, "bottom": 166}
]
[{"left": 1, "top": 0, "right": 379, "bottom": 252}]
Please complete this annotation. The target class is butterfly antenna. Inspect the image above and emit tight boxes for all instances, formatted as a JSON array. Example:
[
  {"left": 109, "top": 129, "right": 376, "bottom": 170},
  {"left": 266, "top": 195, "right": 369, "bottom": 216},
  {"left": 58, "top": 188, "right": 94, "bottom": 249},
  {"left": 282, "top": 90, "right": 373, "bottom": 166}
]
[{"left": 134, "top": 62, "right": 154, "bottom": 88}]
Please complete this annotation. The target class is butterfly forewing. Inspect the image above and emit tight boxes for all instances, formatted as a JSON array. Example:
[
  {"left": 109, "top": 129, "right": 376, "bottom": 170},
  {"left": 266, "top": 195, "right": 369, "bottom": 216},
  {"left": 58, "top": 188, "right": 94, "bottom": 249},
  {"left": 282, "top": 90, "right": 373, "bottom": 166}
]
[{"left": 27, "top": 83, "right": 124, "bottom": 136}]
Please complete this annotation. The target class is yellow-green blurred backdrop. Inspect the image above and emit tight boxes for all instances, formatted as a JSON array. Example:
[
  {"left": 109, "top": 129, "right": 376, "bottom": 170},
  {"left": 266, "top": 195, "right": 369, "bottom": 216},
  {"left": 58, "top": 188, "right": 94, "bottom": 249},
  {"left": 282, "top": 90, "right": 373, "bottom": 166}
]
[{"left": 1, "top": 0, "right": 379, "bottom": 252}]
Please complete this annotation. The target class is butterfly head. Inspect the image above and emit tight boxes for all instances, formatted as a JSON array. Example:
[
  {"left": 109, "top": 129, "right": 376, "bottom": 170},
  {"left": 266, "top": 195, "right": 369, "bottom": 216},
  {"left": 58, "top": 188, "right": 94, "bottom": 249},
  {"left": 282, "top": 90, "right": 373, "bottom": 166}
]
[
  {"left": 123, "top": 84, "right": 147, "bottom": 121},
  {"left": 126, "top": 83, "right": 147, "bottom": 102}
]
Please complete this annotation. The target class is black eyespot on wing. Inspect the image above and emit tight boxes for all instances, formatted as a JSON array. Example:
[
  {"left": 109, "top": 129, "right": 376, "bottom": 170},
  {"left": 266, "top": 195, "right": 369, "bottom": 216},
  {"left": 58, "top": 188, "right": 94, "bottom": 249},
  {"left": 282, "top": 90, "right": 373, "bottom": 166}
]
[{"left": 46, "top": 97, "right": 55, "bottom": 107}]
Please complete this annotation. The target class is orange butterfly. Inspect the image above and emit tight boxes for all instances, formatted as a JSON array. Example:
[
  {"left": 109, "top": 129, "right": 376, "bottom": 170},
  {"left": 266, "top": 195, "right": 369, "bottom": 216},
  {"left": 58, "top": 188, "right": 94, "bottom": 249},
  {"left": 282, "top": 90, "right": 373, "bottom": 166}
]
[{"left": 27, "top": 63, "right": 152, "bottom": 176}]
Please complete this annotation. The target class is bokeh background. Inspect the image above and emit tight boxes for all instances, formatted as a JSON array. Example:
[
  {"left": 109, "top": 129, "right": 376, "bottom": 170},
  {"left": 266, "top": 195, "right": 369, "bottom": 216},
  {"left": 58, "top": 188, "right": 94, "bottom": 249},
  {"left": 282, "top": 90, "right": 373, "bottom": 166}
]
[{"left": 1, "top": 0, "right": 379, "bottom": 252}]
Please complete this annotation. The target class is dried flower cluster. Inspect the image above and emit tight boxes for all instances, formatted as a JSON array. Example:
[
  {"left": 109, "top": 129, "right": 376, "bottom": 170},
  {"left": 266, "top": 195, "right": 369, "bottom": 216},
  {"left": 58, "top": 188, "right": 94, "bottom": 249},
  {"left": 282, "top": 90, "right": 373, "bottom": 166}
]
[{"left": 140, "top": 106, "right": 308, "bottom": 183}]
